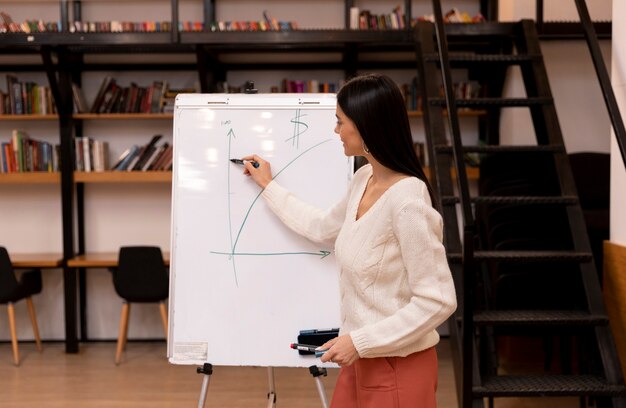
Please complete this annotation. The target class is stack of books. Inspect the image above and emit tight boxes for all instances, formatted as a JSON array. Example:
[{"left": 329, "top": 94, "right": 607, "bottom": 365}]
[
  {"left": 112, "top": 135, "right": 172, "bottom": 172},
  {"left": 0, "top": 11, "right": 61, "bottom": 33},
  {"left": 69, "top": 21, "right": 172, "bottom": 33},
  {"left": 89, "top": 77, "right": 169, "bottom": 114},
  {"left": 74, "top": 137, "right": 109, "bottom": 172},
  {"left": 1, "top": 130, "right": 59, "bottom": 173},
  {"left": 1, "top": 75, "right": 56, "bottom": 115}
]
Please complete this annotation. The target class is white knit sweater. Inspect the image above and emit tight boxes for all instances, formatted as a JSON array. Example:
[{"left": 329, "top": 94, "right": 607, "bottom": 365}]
[{"left": 261, "top": 164, "right": 457, "bottom": 358}]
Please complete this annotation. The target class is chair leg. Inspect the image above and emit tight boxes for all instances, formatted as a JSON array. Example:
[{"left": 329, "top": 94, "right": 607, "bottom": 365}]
[
  {"left": 159, "top": 302, "right": 168, "bottom": 339},
  {"left": 25, "top": 298, "right": 42, "bottom": 352},
  {"left": 115, "top": 302, "right": 131, "bottom": 365},
  {"left": 7, "top": 303, "right": 20, "bottom": 366}
]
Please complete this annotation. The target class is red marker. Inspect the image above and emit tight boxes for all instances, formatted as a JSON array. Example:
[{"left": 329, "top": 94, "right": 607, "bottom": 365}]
[
  {"left": 290, "top": 343, "right": 318, "bottom": 352},
  {"left": 290, "top": 343, "right": 328, "bottom": 357}
]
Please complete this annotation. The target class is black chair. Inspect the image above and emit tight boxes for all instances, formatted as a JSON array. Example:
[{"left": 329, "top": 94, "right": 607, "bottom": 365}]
[
  {"left": 0, "top": 247, "right": 43, "bottom": 366},
  {"left": 111, "top": 246, "right": 169, "bottom": 364}
]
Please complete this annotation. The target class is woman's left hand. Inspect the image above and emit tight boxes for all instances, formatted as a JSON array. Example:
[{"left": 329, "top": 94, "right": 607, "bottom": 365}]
[{"left": 318, "top": 334, "right": 360, "bottom": 367}]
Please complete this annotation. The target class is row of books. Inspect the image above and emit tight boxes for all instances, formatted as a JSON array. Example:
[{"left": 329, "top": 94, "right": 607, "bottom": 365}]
[
  {"left": 75, "top": 137, "right": 109, "bottom": 172},
  {"left": 1, "top": 75, "right": 57, "bottom": 115},
  {"left": 87, "top": 78, "right": 184, "bottom": 114},
  {"left": 1, "top": 8, "right": 484, "bottom": 35},
  {"left": 202, "top": 20, "right": 298, "bottom": 32},
  {"left": 69, "top": 21, "right": 171, "bottom": 33},
  {"left": 112, "top": 135, "right": 172, "bottom": 172},
  {"left": 203, "top": 10, "right": 298, "bottom": 32},
  {"left": 416, "top": 8, "right": 486, "bottom": 24},
  {"left": 1, "top": 130, "right": 59, "bottom": 173},
  {"left": 401, "top": 78, "right": 485, "bottom": 112},
  {"left": 350, "top": 6, "right": 406, "bottom": 30},
  {"left": 0, "top": 12, "right": 59, "bottom": 33}
]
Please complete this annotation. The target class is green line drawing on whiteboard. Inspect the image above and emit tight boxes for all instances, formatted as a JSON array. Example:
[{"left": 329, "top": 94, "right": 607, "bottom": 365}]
[
  {"left": 211, "top": 250, "right": 331, "bottom": 259},
  {"left": 225, "top": 127, "right": 239, "bottom": 286},
  {"left": 217, "top": 138, "right": 334, "bottom": 284},
  {"left": 285, "top": 109, "right": 309, "bottom": 148}
]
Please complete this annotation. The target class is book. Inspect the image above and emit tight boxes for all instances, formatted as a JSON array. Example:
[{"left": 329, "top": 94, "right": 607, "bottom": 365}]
[
  {"left": 142, "top": 142, "right": 168, "bottom": 171},
  {"left": 92, "top": 140, "right": 109, "bottom": 172},
  {"left": 130, "top": 134, "right": 162, "bottom": 171},
  {"left": 90, "top": 76, "right": 114, "bottom": 113},
  {"left": 150, "top": 144, "right": 172, "bottom": 171},
  {"left": 111, "top": 146, "right": 133, "bottom": 170},
  {"left": 113, "top": 145, "right": 140, "bottom": 171}
]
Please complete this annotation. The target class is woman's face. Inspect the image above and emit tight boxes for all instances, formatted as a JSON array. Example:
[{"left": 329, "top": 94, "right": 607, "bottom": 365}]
[{"left": 334, "top": 105, "right": 363, "bottom": 157}]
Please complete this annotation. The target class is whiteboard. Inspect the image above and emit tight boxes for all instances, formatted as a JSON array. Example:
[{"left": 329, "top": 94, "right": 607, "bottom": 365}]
[{"left": 168, "top": 93, "right": 352, "bottom": 367}]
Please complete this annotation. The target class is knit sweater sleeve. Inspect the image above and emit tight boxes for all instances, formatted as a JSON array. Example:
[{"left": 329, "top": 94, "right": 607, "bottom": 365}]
[
  {"left": 350, "top": 195, "right": 457, "bottom": 356},
  {"left": 260, "top": 180, "right": 348, "bottom": 243}
]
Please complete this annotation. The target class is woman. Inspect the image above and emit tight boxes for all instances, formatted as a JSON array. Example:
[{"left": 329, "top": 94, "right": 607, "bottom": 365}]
[{"left": 241, "top": 73, "right": 456, "bottom": 407}]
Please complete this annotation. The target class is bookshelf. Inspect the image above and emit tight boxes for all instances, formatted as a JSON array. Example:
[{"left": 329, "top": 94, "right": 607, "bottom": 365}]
[{"left": 0, "top": 0, "right": 499, "bottom": 352}]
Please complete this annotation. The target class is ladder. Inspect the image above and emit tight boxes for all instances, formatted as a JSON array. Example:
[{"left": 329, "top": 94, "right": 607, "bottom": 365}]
[{"left": 414, "top": 10, "right": 626, "bottom": 408}]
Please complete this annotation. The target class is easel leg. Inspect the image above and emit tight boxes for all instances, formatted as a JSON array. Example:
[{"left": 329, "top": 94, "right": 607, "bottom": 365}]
[
  {"left": 309, "top": 366, "right": 329, "bottom": 408},
  {"left": 196, "top": 363, "right": 213, "bottom": 408},
  {"left": 267, "top": 367, "right": 277, "bottom": 408}
]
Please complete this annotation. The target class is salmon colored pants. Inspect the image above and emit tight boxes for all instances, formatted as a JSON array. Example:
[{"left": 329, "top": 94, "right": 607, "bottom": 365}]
[{"left": 329, "top": 347, "right": 438, "bottom": 408}]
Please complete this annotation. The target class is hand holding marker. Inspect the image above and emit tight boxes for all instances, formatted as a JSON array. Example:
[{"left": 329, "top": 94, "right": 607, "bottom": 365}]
[
  {"left": 290, "top": 343, "right": 328, "bottom": 358},
  {"left": 230, "top": 158, "right": 259, "bottom": 168}
]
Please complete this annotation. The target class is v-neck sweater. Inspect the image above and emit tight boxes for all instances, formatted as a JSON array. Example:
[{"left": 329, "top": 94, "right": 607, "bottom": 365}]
[{"left": 261, "top": 164, "right": 457, "bottom": 358}]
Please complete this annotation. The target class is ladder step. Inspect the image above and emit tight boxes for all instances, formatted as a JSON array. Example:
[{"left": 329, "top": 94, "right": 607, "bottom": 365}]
[
  {"left": 447, "top": 250, "right": 592, "bottom": 263},
  {"left": 430, "top": 97, "right": 553, "bottom": 107},
  {"left": 423, "top": 53, "right": 538, "bottom": 64},
  {"left": 434, "top": 144, "right": 565, "bottom": 153},
  {"left": 443, "top": 22, "right": 519, "bottom": 37},
  {"left": 474, "top": 375, "right": 626, "bottom": 397},
  {"left": 473, "top": 310, "right": 609, "bottom": 326},
  {"left": 441, "top": 196, "right": 579, "bottom": 206}
]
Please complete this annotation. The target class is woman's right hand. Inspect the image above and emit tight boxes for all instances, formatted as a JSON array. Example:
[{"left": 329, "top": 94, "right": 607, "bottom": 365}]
[{"left": 242, "top": 154, "right": 273, "bottom": 189}]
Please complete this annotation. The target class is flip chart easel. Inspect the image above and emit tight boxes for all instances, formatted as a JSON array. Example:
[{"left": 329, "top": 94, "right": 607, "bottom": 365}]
[
  {"left": 168, "top": 92, "right": 352, "bottom": 406},
  {"left": 196, "top": 364, "right": 329, "bottom": 408}
]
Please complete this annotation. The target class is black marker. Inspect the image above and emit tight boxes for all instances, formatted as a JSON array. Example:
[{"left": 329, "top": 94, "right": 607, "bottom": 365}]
[
  {"left": 230, "top": 158, "right": 259, "bottom": 168},
  {"left": 290, "top": 343, "right": 323, "bottom": 353},
  {"left": 300, "top": 328, "right": 339, "bottom": 335}
]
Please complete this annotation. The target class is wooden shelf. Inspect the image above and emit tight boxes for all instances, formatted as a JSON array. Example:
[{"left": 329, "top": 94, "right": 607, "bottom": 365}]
[
  {"left": 0, "top": 114, "right": 58, "bottom": 120},
  {"left": 11, "top": 253, "right": 63, "bottom": 268},
  {"left": 0, "top": 172, "right": 60, "bottom": 184},
  {"left": 73, "top": 113, "right": 174, "bottom": 120},
  {"left": 74, "top": 171, "right": 172, "bottom": 183},
  {"left": 68, "top": 251, "right": 169, "bottom": 267},
  {"left": 0, "top": 113, "right": 173, "bottom": 120}
]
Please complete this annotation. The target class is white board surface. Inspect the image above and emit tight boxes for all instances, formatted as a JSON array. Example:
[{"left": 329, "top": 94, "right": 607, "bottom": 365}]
[{"left": 168, "top": 93, "right": 352, "bottom": 367}]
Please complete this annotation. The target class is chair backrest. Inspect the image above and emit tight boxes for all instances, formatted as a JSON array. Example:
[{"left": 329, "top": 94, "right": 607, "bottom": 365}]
[
  {"left": 0, "top": 247, "right": 19, "bottom": 302},
  {"left": 114, "top": 246, "right": 169, "bottom": 303}
]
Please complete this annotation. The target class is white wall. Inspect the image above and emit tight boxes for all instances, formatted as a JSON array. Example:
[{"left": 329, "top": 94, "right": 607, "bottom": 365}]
[
  {"left": 0, "top": 0, "right": 614, "bottom": 341},
  {"left": 498, "top": 0, "right": 613, "bottom": 153}
]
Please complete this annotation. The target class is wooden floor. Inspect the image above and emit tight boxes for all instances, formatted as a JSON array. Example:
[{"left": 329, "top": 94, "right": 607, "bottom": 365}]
[{"left": 0, "top": 338, "right": 579, "bottom": 407}]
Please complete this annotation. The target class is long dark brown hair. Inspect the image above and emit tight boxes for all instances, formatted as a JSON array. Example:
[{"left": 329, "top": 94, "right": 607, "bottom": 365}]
[{"left": 337, "top": 73, "right": 436, "bottom": 207}]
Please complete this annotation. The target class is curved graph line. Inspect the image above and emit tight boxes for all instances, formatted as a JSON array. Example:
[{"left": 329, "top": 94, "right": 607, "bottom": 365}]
[
  {"left": 229, "top": 138, "right": 333, "bottom": 257},
  {"left": 212, "top": 250, "right": 331, "bottom": 259}
]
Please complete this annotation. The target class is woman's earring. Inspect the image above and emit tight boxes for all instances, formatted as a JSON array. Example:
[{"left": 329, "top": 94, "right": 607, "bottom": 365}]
[{"left": 362, "top": 142, "right": 370, "bottom": 154}]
